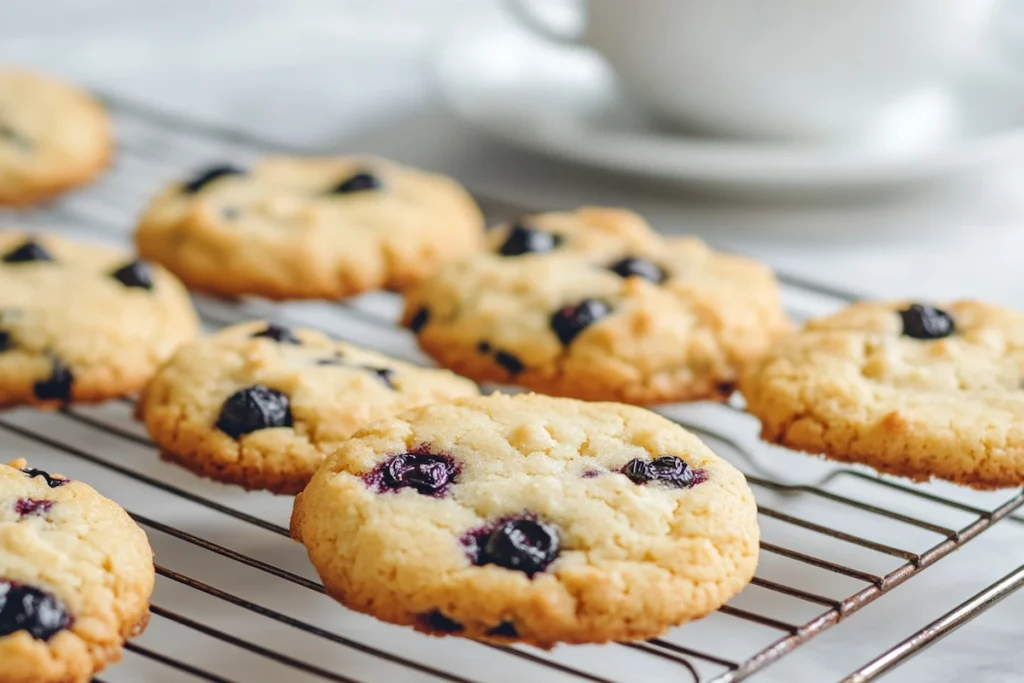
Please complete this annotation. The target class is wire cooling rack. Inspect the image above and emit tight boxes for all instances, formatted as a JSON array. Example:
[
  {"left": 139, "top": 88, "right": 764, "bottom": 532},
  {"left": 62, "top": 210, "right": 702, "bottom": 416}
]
[{"left": 2, "top": 94, "right": 1023, "bottom": 683}]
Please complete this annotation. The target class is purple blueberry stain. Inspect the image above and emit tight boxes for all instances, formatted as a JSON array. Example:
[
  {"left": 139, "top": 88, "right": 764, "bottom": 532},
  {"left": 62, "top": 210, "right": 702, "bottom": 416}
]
[
  {"left": 620, "top": 456, "right": 704, "bottom": 489},
  {"left": 15, "top": 499, "right": 53, "bottom": 517},
  {"left": 581, "top": 469, "right": 602, "bottom": 479},
  {"left": 462, "top": 515, "right": 561, "bottom": 578},
  {"left": 0, "top": 580, "right": 72, "bottom": 640},
  {"left": 364, "top": 447, "right": 459, "bottom": 497}
]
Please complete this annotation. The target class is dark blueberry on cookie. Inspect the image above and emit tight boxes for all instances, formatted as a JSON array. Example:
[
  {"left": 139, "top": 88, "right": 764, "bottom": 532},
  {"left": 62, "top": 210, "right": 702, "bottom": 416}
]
[
  {"left": 486, "top": 621, "right": 518, "bottom": 638},
  {"left": 419, "top": 610, "right": 464, "bottom": 633},
  {"left": 182, "top": 164, "right": 245, "bottom": 194},
  {"left": 367, "top": 450, "right": 458, "bottom": 497},
  {"left": 899, "top": 304, "right": 955, "bottom": 340},
  {"left": 621, "top": 456, "right": 699, "bottom": 489},
  {"left": 408, "top": 307, "right": 430, "bottom": 333},
  {"left": 498, "top": 223, "right": 562, "bottom": 257},
  {"left": 494, "top": 351, "right": 524, "bottom": 376},
  {"left": 21, "top": 468, "right": 69, "bottom": 488},
  {"left": 608, "top": 257, "right": 666, "bottom": 284},
  {"left": 550, "top": 299, "right": 612, "bottom": 345},
  {"left": 473, "top": 516, "right": 560, "bottom": 577},
  {"left": 3, "top": 240, "right": 53, "bottom": 264},
  {"left": 330, "top": 171, "right": 383, "bottom": 194},
  {"left": 0, "top": 331, "right": 11, "bottom": 353},
  {"left": 110, "top": 260, "right": 154, "bottom": 290},
  {"left": 15, "top": 499, "right": 53, "bottom": 517},
  {"left": 363, "top": 366, "right": 396, "bottom": 390},
  {"left": 477, "top": 340, "right": 492, "bottom": 354},
  {"left": 33, "top": 359, "right": 73, "bottom": 402},
  {"left": 215, "top": 384, "right": 293, "bottom": 438},
  {"left": 251, "top": 323, "right": 301, "bottom": 345},
  {"left": 0, "top": 581, "right": 72, "bottom": 641}
]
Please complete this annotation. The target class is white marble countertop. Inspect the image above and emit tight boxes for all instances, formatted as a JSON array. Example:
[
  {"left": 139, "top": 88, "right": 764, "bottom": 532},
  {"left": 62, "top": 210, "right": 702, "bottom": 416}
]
[{"left": 2, "top": 2, "right": 1023, "bottom": 682}]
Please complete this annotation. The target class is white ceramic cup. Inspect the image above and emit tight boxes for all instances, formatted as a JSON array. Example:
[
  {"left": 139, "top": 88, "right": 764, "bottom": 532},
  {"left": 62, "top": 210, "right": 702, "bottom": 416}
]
[{"left": 505, "top": 0, "right": 998, "bottom": 140}]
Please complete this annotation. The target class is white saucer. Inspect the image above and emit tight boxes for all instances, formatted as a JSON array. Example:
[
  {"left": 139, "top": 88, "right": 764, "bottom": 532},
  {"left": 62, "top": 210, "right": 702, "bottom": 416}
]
[{"left": 434, "top": 23, "right": 1024, "bottom": 194}]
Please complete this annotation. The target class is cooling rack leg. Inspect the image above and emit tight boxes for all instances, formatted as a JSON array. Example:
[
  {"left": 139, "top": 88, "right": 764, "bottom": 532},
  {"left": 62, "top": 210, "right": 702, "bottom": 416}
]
[{"left": 838, "top": 564, "right": 1024, "bottom": 683}]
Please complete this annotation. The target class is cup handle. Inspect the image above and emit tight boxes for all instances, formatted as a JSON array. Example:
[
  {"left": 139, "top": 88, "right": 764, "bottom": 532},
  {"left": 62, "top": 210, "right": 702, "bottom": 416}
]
[{"left": 503, "top": 0, "right": 586, "bottom": 47}]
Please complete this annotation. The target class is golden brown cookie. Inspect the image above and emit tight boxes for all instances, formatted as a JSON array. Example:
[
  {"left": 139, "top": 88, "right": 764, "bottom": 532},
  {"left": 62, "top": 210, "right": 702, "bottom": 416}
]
[
  {"left": 1, "top": 459, "right": 154, "bottom": 683},
  {"left": 139, "top": 321, "right": 480, "bottom": 494},
  {"left": 291, "top": 393, "right": 760, "bottom": 647},
  {"left": 0, "top": 231, "right": 199, "bottom": 408},
  {"left": 742, "top": 300, "right": 1024, "bottom": 489},
  {"left": 134, "top": 156, "right": 485, "bottom": 300},
  {"left": 0, "top": 69, "right": 112, "bottom": 206},
  {"left": 402, "top": 207, "right": 789, "bottom": 404}
]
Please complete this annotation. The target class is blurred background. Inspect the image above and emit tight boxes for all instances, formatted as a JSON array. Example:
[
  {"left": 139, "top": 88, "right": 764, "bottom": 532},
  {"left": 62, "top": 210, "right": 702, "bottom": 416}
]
[{"left": 3, "top": 0, "right": 1024, "bottom": 308}]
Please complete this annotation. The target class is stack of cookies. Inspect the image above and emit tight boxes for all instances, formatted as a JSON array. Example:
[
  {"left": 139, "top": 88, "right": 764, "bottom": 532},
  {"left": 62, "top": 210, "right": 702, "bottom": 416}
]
[{"left": 3, "top": 66, "right": 1021, "bottom": 681}]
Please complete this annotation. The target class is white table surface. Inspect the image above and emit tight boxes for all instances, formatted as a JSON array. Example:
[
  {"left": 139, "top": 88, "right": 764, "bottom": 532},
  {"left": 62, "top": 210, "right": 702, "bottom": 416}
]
[{"left": 2, "top": 2, "right": 1024, "bottom": 682}]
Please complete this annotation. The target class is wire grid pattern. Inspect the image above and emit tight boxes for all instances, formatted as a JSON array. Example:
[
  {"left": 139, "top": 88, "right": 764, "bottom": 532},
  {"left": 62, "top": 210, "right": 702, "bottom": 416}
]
[{"left": 1, "top": 95, "right": 1022, "bottom": 683}]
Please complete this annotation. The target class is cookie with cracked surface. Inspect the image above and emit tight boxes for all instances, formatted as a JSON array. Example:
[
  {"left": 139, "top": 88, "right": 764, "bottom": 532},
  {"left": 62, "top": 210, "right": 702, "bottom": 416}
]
[
  {"left": 0, "top": 458, "right": 154, "bottom": 683},
  {"left": 0, "top": 69, "right": 112, "bottom": 207},
  {"left": 291, "top": 393, "right": 759, "bottom": 647},
  {"left": 139, "top": 321, "right": 480, "bottom": 494},
  {"left": 0, "top": 231, "right": 199, "bottom": 408},
  {"left": 403, "top": 207, "right": 789, "bottom": 404},
  {"left": 741, "top": 300, "right": 1024, "bottom": 489},
  {"left": 134, "top": 156, "right": 485, "bottom": 300}
]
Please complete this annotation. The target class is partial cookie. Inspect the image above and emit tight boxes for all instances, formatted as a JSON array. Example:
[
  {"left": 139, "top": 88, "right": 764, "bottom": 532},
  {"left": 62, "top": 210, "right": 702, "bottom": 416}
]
[
  {"left": 139, "top": 321, "right": 480, "bottom": 494},
  {"left": 134, "top": 156, "right": 485, "bottom": 300},
  {"left": 0, "top": 69, "right": 112, "bottom": 206},
  {"left": 402, "top": 207, "right": 789, "bottom": 404},
  {"left": 0, "top": 231, "right": 199, "bottom": 407},
  {"left": 741, "top": 300, "right": 1024, "bottom": 489},
  {"left": 1, "top": 458, "right": 154, "bottom": 683},
  {"left": 291, "top": 393, "right": 759, "bottom": 647}
]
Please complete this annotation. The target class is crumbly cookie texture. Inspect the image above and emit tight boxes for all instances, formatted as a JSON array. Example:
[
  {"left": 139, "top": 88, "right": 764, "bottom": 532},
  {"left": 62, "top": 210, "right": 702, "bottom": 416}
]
[
  {"left": 741, "top": 300, "right": 1024, "bottom": 489},
  {"left": 402, "top": 207, "right": 789, "bottom": 404},
  {"left": 291, "top": 393, "right": 759, "bottom": 647},
  {"left": 0, "top": 231, "right": 199, "bottom": 408},
  {"left": 139, "top": 321, "right": 480, "bottom": 494},
  {"left": 0, "top": 458, "right": 154, "bottom": 683},
  {"left": 0, "top": 69, "right": 112, "bottom": 206},
  {"left": 134, "top": 156, "right": 485, "bottom": 300}
]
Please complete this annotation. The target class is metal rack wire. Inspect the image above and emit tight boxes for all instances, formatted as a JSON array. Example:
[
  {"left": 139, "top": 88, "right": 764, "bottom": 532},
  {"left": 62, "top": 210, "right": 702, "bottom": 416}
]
[{"left": 2, "top": 94, "right": 1022, "bottom": 683}]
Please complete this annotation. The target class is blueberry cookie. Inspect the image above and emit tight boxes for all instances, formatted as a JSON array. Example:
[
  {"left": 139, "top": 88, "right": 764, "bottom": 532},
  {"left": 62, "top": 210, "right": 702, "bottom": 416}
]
[
  {"left": 1, "top": 458, "right": 154, "bottom": 683},
  {"left": 741, "top": 300, "right": 1024, "bottom": 489},
  {"left": 0, "top": 231, "right": 199, "bottom": 408},
  {"left": 0, "top": 69, "right": 112, "bottom": 207},
  {"left": 134, "top": 156, "right": 485, "bottom": 300},
  {"left": 403, "top": 207, "right": 789, "bottom": 404},
  {"left": 139, "top": 321, "right": 480, "bottom": 494},
  {"left": 291, "top": 393, "right": 759, "bottom": 647}
]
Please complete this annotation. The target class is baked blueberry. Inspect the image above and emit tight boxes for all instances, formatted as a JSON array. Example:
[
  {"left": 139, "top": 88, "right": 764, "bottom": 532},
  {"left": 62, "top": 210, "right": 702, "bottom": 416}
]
[
  {"left": 251, "top": 323, "right": 301, "bottom": 345},
  {"left": 33, "top": 359, "right": 73, "bottom": 402},
  {"left": 608, "top": 257, "right": 666, "bottom": 284},
  {"left": 419, "top": 610, "right": 463, "bottom": 633},
  {"left": 486, "top": 621, "right": 518, "bottom": 638},
  {"left": 21, "top": 468, "right": 69, "bottom": 488},
  {"left": 471, "top": 516, "right": 560, "bottom": 577},
  {"left": 182, "top": 165, "right": 245, "bottom": 194},
  {"left": 498, "top": 224, "right": 562, "bottom": 257},
  {"left": 550, "top": 299, "right": 612, "bottom": 345},
  {"left": 15, "top": 498, "right": 53, "bottom": 516},
  {"left": 2, "top": 240, "right": 53, "bottom": 264},
  {"left": 110, "top": 260, "right": 154, "bottom": 290},
  {"left": 0, "top": 580, "right": 72, "bottom": 641},
  {"left": 215, "top": 384, "right": 293, "bottom": 438},
  {"left": 330, "top": 171, "right": 383, "bottom": 194},
  {"left": 899, "top": 304, "right": 955, "bottom": 340},
  {"left": 366, "top": 451, "right": 458, "bottom": 497},
  {"left": 409, "top": 307, "right": 430, "bottom": 333},
  {"left": 477, "top": 340, "right": 492, "bottom": 354},
  {"left": 0, "top": 330, "right": 11, "bottom": 352},
  {"left": 621, "top": 456, "right": 699, "bottom": 489},
  {"left": 363, "top": 366, "right": 396, "bottom": 390},
  {"left": 495, "top": 351, "right": 524, "bottom": 376}
]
